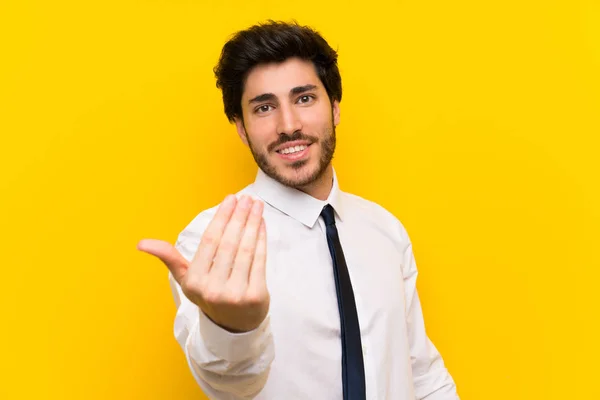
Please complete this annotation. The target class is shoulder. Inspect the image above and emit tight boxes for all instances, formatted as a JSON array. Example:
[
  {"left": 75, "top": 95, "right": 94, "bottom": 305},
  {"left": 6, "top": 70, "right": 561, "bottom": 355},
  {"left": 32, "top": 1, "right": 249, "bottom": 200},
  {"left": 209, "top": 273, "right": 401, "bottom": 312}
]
[
  {"left": 342, "top": 191, "right": 418, "bottom": 278},
  {"left": 341, "top": 191, "right": 411, "bottom": 244}
]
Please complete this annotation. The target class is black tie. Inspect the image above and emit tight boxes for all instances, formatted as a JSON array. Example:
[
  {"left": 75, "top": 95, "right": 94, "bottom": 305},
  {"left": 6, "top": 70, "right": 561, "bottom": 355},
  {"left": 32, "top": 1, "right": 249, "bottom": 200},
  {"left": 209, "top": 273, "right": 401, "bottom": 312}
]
[{"left": 321, "top": 204, "right": 366, "bottom": 400}]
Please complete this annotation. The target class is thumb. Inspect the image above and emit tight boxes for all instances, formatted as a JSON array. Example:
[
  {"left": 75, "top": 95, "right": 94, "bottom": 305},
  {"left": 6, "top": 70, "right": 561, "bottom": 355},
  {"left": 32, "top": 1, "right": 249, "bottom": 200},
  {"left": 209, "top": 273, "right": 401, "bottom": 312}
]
[{"left": 137, "top": 239, "right": 189, "bottom": 284}]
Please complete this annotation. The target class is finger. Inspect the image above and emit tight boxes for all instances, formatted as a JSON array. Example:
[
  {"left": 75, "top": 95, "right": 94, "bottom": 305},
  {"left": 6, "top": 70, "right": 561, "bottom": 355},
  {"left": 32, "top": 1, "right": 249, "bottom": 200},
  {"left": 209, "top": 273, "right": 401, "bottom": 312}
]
[
  {"left": 190, "top": 194, "right": 237, "bottom": 275},
  {"left": 137, "top": 239, "right": 189, "bottom": 284},
  {"left": 210, "top": 195, "right": 254, "bottom": 283},
  {"left": 229, "top": 199, "right": 264, "bottom": 286},
  {"left": 248, "top": 218, "right": 267, "bottom": 291}
]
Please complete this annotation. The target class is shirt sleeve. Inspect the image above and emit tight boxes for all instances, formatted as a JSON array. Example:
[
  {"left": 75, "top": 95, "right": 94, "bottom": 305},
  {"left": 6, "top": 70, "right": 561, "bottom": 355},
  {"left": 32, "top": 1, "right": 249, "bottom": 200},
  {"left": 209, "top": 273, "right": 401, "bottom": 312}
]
[
  {"left": 400, "top": 225, "right": 460, "bottom": 400},
  {"left": 169, "top": 210, "right": 275, "bottom": 399}
]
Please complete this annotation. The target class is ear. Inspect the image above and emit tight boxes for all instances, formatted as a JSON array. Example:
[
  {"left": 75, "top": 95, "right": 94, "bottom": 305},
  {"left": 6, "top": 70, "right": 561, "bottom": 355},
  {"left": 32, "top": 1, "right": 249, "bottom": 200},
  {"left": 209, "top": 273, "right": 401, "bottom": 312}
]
[
  {"left": 332, "top": 100, "right": 341, "bottom": 127},
  {"left": 234, "top": 117, "right": 249, "bottom": 147}
]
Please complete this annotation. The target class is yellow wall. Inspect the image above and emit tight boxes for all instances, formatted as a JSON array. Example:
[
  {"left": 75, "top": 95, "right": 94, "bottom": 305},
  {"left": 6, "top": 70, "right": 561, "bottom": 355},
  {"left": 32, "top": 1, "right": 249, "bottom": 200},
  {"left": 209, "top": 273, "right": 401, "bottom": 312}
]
[{"left": 1, "top": 1, "right": 599, "bottom": 399}]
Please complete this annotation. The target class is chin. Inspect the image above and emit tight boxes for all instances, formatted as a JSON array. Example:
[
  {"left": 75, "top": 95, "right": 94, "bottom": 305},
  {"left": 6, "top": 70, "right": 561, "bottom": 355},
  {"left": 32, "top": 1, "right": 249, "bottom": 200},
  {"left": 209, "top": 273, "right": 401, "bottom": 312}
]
[
  {"left": 285, "top": 167, "right": 321, "bottom": 187},
  {"left": 266, "top": 158, "right": 325, "bottom": 189},
  {"left": 250, "top": 139, "right": 333, "bottom": 189}
]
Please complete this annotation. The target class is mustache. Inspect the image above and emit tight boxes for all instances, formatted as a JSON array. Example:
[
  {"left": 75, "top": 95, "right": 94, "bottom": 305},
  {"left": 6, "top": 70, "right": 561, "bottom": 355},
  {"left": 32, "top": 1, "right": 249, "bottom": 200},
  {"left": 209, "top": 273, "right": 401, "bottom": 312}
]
[{"left": 267, "top": 131, "right": 317, "bottom": 152}]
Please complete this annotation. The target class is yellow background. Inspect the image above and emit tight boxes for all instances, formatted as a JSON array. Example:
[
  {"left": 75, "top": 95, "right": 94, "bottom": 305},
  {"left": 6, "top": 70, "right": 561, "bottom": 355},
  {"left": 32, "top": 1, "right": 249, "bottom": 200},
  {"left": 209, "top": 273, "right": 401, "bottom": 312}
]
[{"left": 1, "top": 0, "right": 599, "bottom": 399}]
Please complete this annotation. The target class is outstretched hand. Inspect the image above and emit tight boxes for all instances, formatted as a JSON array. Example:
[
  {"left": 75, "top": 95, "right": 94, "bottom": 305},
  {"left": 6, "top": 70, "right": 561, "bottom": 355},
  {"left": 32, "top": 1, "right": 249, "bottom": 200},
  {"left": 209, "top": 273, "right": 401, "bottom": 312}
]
[{"left": 137, "top": 195, "right": 269, "bottom": 333}]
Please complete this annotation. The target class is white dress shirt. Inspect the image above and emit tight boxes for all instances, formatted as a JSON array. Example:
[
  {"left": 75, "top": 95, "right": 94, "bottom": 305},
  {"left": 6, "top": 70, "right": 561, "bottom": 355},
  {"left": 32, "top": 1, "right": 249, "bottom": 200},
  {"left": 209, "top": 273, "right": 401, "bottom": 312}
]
[{"left": 170, "top": 168, "right": 458, "bottom": 399}]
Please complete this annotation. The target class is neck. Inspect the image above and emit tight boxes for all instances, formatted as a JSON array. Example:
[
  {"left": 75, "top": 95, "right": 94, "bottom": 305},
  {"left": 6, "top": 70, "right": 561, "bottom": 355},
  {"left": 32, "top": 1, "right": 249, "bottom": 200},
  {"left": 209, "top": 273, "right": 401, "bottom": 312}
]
[{"left": 297, "top": 164, "right": 334, "bottom": 201}]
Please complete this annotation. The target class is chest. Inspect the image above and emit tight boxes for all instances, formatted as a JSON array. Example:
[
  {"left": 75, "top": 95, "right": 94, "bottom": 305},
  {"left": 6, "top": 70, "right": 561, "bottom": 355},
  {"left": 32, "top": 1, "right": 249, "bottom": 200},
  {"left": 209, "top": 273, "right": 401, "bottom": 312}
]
[{"left": 264, "top": 215, "right": 407, "bottom": 335}]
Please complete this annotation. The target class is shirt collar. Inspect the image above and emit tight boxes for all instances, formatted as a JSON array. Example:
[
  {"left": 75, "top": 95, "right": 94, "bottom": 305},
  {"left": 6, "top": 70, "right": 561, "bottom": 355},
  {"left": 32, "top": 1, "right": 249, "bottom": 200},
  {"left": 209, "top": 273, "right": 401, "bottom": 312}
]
[{"left": 252, "top": 167, "right": 345, "bottom": 228}]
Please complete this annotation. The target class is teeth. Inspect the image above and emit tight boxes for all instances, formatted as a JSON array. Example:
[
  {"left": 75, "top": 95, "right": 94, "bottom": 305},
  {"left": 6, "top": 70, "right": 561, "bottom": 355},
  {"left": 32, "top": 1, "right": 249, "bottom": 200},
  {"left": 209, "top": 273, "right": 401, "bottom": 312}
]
[{"left": 280, "top": 145, "right": 307, "bottom": 154}]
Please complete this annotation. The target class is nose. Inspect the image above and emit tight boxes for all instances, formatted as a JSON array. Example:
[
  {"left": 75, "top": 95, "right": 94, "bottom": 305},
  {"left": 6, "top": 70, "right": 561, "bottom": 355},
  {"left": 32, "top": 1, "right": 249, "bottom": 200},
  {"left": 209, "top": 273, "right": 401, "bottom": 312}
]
[{"left": 276, "top": 104, "right": 303, "bottom": 136}]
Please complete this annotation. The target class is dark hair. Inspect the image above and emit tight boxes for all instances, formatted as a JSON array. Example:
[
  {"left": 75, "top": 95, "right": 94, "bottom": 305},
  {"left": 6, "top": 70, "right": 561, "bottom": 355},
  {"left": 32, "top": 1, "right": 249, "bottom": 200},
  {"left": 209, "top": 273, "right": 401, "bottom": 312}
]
[{"left": 214, "top": 20, "right": 342, "bottom": 123}]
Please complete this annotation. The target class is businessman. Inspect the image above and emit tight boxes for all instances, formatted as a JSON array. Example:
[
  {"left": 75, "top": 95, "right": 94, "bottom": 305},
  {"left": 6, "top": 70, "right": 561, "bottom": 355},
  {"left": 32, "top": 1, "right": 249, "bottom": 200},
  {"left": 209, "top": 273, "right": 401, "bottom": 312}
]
[{"left": 138, "top": 20, "right": 458, "bottom": 399}]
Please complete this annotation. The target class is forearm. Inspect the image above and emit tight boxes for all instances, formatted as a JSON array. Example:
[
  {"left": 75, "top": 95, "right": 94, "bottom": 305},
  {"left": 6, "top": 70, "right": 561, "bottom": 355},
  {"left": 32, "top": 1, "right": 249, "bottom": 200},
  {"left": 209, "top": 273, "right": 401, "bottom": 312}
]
[
  {"left": 406, "top": 292, "right": 458, "bottom": 400},
  {"left": 413, "top": 348, "right": 458, "bottom": 400},
  {"left": 398, "top": 227, "right": 458, "bottom": 399},
  {"left": 174, "top": 305, "right": 273, "bottom": 399}
]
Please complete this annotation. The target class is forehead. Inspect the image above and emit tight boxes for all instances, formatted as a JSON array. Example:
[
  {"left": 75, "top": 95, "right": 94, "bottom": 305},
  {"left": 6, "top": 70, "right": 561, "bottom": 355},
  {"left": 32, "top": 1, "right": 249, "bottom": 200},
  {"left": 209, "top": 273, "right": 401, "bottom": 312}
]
[{"left": 242, "top": 57, "right": 322, "bottom": 100}]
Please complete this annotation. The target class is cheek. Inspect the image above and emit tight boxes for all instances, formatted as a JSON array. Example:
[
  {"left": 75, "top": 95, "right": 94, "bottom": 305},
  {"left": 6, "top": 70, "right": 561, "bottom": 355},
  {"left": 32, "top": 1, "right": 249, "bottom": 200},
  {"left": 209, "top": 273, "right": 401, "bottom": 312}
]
[
  {"left": 299, "top": 106, "right": 332, "bottom": 128},
  {"left": 245, "top": 118, "right": 277, "bottom": 148}
]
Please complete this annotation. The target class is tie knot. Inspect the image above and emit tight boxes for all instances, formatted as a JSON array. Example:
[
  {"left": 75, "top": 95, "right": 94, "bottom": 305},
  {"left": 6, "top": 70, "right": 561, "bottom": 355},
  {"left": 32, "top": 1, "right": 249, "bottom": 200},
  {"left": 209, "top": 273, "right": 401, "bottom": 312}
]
[{"left": 321, "top": 204, "right": 336, "bottom": 226}]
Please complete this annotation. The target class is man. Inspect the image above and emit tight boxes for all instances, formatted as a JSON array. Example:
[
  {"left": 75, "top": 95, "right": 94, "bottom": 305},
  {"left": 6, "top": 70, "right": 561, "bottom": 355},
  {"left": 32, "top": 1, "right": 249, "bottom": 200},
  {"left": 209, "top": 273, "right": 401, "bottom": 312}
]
[{"left": 138, "top": 21, "right": 458, "bottom": 399}]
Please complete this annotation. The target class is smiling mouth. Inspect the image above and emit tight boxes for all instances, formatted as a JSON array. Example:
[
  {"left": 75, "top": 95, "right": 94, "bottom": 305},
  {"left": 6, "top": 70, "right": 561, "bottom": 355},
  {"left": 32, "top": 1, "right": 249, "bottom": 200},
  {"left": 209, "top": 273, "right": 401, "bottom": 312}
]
[
  {"left": 274, "top": 143, "right": 313, "bottom": 161},
  {"left": 276, "top": 143, "right": 311, "bottom": 155}
]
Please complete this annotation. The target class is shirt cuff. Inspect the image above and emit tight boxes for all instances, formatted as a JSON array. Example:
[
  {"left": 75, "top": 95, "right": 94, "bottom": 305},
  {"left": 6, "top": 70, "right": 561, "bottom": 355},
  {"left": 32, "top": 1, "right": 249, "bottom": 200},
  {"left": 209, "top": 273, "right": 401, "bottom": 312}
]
[{"left": 194, "top": 308, "right": 272, "bottom": 363}]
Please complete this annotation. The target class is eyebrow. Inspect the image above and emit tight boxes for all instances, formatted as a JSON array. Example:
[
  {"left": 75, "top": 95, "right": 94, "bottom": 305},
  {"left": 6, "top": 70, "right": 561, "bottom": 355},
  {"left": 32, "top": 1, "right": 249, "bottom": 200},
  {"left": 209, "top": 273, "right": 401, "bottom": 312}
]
[
  {"left": 290, "top": 84, "right": 317, "bottom": 95},
  {"left": 248, "top": 84, "right": 318, "bottom": 105}
]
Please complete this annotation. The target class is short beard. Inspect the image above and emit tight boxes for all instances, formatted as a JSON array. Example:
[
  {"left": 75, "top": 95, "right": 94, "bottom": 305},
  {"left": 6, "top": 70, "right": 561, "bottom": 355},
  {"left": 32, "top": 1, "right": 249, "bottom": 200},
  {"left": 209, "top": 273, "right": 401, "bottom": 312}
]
[{"left": 245, "top": 120, "right": 337, "bottom": 189}]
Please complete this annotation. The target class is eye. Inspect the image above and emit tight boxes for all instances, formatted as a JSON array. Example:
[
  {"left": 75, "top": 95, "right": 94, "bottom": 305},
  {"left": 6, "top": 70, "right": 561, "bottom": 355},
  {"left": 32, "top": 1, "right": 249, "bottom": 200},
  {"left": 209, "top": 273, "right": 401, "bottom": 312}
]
[
  {"left": 255, "top": 104, "right": 273, "bottom": 114},
  {"left": 297, "top": 95, "right": 315, "bottom": 104}
]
